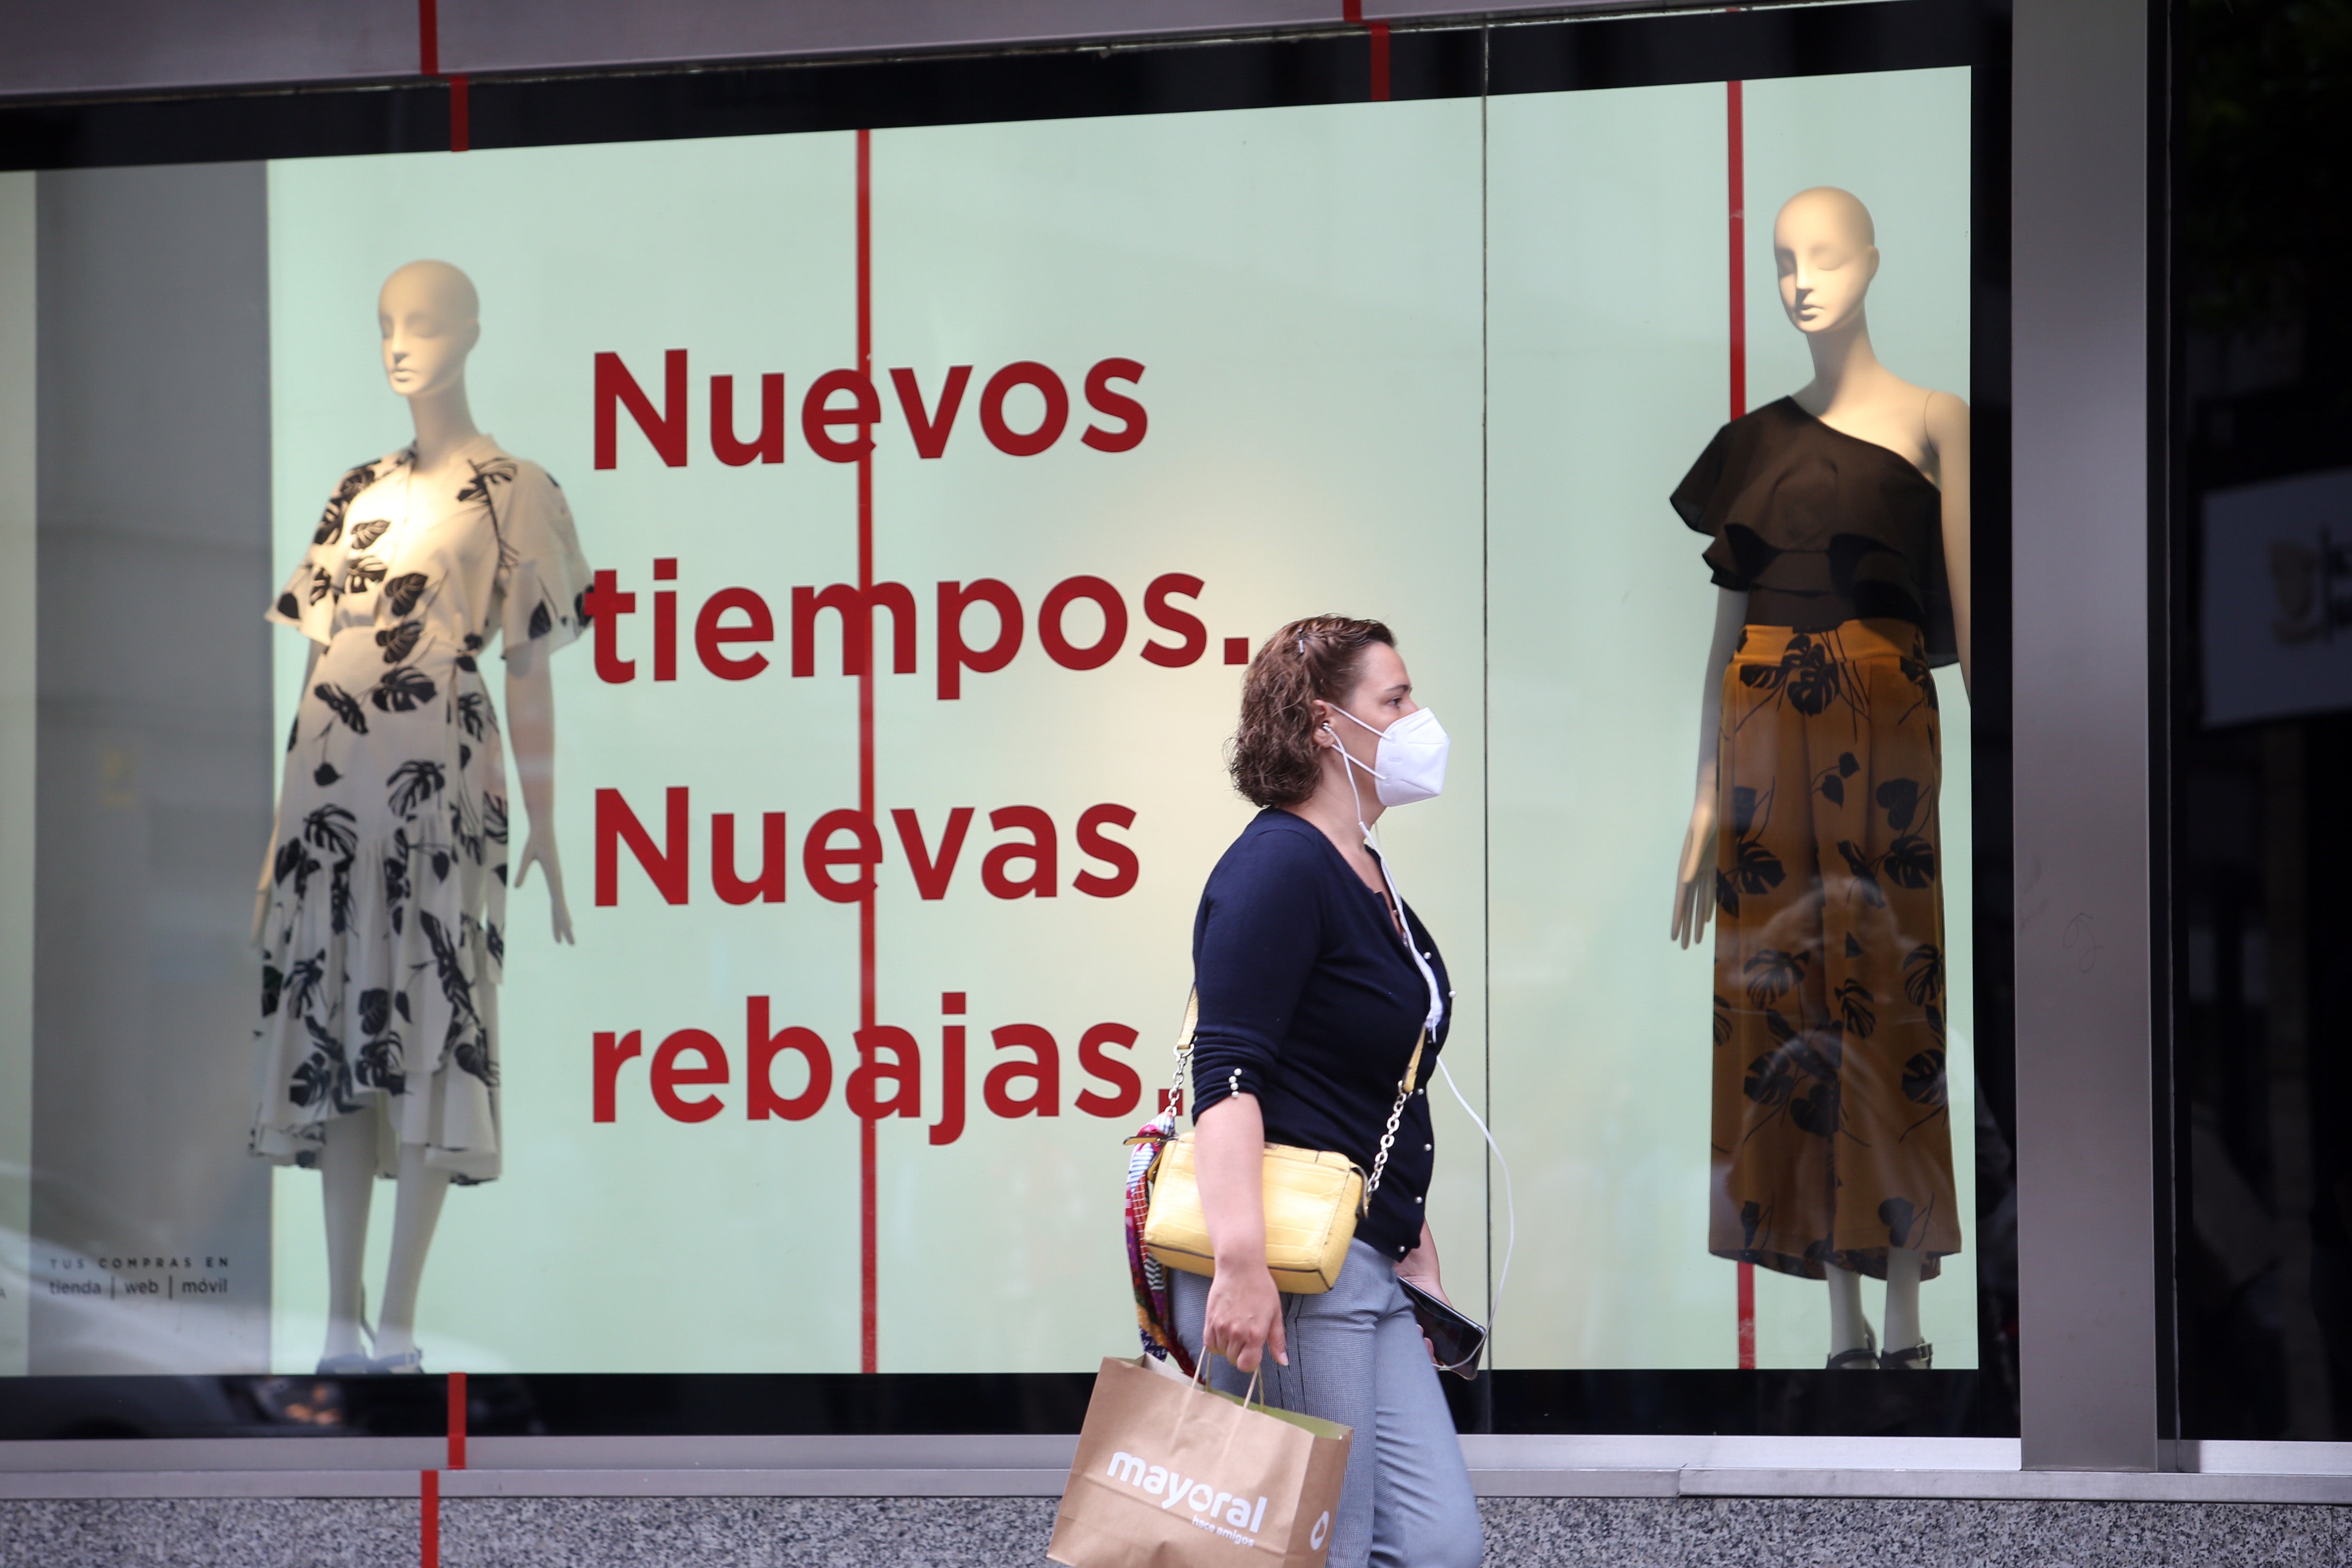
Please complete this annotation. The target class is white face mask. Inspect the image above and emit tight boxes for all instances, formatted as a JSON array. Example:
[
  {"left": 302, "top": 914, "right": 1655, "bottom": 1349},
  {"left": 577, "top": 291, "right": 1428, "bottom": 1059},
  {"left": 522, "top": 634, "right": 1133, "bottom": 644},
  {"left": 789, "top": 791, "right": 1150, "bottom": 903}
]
[
  {"left": 1328, "top": 703, "right": 1449, "bottom": 808},
  {"left": 1323, "top": 702, "right": 1448, "bottom": 1034}
]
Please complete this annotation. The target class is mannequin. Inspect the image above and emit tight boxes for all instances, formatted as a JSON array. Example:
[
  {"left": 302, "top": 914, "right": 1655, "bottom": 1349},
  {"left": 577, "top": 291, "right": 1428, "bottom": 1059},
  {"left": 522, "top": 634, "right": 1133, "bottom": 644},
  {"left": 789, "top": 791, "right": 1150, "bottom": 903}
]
[
  {"left": 250, "top": 260, "right": 589, "bottom": 1373},
  {"left": 1667, "top": 189, "right": 1971, "bottom": 1369}
]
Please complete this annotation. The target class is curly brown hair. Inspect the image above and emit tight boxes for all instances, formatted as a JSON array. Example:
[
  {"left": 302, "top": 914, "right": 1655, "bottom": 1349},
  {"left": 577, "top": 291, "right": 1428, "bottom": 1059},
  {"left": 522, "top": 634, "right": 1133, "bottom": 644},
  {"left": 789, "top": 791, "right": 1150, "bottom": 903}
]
[{"left": 1228, "top": 615, "right": 1397, "bottom": 809}]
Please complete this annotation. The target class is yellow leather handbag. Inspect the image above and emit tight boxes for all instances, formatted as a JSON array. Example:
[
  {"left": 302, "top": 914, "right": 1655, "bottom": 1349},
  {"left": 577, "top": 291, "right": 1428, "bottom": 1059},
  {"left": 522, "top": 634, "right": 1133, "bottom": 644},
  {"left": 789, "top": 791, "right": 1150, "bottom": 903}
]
[{"left": 1142, "top": 990, "right": 1424, "bottom": 1295}]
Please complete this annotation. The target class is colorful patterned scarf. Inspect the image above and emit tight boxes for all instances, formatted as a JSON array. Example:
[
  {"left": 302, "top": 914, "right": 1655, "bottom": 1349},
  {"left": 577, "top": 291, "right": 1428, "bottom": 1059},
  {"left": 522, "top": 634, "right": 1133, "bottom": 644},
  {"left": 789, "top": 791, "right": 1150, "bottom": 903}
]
[{"left": 1123, "top": 1092, "right": 1195, "bottom": 1376}]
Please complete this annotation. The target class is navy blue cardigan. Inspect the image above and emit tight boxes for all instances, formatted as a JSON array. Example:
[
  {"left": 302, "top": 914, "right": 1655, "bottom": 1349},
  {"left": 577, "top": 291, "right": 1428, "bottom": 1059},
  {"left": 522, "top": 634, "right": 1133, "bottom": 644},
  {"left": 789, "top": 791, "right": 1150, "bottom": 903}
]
[{"left": 1188, "top": 809, "right": 1451, "bottom": 1260}]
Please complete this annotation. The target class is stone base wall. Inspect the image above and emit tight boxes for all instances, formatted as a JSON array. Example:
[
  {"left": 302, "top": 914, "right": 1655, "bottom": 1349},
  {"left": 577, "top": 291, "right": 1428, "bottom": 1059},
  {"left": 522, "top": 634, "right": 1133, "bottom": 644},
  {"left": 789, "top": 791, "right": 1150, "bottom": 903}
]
[{"left": 3, "top": 1495, "right": 2349, "bottom": 1567}]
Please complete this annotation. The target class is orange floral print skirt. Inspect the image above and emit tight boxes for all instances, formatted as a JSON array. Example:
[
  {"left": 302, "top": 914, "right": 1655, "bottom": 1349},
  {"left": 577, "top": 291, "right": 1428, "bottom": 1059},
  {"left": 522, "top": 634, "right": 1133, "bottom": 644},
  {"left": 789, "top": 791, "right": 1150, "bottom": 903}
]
[{"left": 1709, "top": 618, "right": 1962, "bottom": 1281}]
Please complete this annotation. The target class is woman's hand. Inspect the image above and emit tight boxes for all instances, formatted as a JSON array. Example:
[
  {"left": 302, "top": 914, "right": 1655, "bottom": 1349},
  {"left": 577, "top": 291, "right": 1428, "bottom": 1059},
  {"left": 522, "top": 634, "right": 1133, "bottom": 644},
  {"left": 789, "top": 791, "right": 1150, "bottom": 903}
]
[
  {"left": 1670, "top": 792, "right": 1718, "bottom": 949},
  {"left": 1193, "top": 1092, "right": 1285, "bottom": 1373},
  {"left": 514, "top": 832, "right": 576, "bottom": 945},
  {"left": 1396, "top": 1223, "right": 1448, "bottom": 1366},
  {"left": 1203, "top": 1263, "right": 1287, "bottom": 1374}
]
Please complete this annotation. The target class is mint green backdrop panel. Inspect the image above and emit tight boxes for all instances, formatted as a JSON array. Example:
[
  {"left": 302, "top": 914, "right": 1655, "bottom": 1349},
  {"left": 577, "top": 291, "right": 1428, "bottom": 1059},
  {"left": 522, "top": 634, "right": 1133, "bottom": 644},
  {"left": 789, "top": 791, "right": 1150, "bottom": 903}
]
[{"left": 1484, "top": 68, "right": 1976, "bottom": 1369}]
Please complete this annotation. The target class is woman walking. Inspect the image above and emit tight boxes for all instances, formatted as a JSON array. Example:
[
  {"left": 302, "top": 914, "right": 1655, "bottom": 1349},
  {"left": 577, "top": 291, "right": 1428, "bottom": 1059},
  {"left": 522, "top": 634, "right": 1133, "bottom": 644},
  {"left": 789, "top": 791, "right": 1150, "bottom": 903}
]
[{"left": 1172, "top": 615, "right": 1482, "bottom": 1568}]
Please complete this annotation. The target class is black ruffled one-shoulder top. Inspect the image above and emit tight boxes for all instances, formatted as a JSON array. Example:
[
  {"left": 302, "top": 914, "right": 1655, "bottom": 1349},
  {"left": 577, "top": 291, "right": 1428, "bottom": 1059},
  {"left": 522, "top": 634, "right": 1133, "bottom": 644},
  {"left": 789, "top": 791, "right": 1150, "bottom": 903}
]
[{"left": 1672, "top": 396, "right": 1956, "bottom": 668}]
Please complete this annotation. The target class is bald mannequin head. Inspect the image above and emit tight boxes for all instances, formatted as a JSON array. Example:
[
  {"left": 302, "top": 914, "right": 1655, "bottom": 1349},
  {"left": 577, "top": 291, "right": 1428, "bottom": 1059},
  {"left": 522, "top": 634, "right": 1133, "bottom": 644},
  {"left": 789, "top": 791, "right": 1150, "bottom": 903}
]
[
  {"left": 378, "top": 259, "right": 480, "bottom": 403},
  {"left": 1771, "top": 187, "right": 1880, "bottom": 338}
]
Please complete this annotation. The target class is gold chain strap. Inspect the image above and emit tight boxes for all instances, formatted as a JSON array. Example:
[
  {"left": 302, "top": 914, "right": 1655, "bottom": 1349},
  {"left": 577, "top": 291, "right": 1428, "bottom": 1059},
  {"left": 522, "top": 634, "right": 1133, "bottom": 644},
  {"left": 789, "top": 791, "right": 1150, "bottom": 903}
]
[{"left": 1365, "top": 1031, "right": 1425, "bottom": 1198}]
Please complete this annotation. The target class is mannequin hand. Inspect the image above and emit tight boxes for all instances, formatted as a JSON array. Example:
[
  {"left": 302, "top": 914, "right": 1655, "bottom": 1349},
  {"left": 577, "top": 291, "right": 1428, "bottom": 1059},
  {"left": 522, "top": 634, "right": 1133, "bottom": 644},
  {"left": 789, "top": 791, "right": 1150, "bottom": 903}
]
[
  {"left": 1203, "top": 1264, "right": 1287, "bottom": 1374},
  {"left": 1670, "top": 795, "right": 1719, "bottom": 948},
  {"left": 514, "top": 831, "right": 576, "bottom": 945}
]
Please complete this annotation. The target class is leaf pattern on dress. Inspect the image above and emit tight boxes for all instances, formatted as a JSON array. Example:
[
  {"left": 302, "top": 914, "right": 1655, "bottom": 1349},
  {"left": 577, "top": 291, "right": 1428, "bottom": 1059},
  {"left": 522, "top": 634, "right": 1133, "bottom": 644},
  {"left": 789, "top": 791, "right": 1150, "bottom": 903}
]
[
  {"left": 1814, "top": 750, "right": 1860, "bottom": 806},
  {"left": 377, "top": 621, "right": 423, "bottom": 663},
  {"left": 416, "top": 910, "right": 479, "bottom": 1027},
  {"left": 1883, "top": 834, "right": 1937, "bottom": 889},
  {"left": 1743, "top": 948, "right": 1805, "bottom": 1008},
  {"left": 313, "top": 461, "right": 379, "bottom": 546},
  {"left": 457, "top": 692, "right": 492, "bottom": 741},
  {"left": 1903, "top": 944, "right": 1944, "bottom": 1006},
  {"left": 356, "top": 1031, "right": 406, "bottom": 1096},
  {"left": 313, "top": 682, "right": 369, "bottom": 735},
  {"left": 301, "top": 804, "right": 358, "bottom": 860},
  {"left": 344, "top": 555, "right": 388, "bottom": 595},
  {"left": 260, "top": 441, "right": 577, "bottom": 1182},
  {"left": 1876, "top": 778, "right": 1922, "bottom": 833},
  {"left": 1739, "top": 632, "right": 1842, "bottom": 717},
  {"left": 1835, "top": 977, "right": 1877, "bottom": 1038},
  {"left": 295, "top": 1016, "right": 358, "bottom": 1115},
  {"left": 1835, "top": 840, "right": 1887, "bottom": 908},
  {"left": 329, "top": 859, "right": 357, "bottom": 936},
  {"left": 284, "top": 952, "right": 327, "bottom": 1017},
  {"left": 387, "top": 759, "right": 446, "bottom": 817},
  {"left": 450, "top": 798, "right": 483, "bottom": 866},
  {"left": 1717, "top": 785, "right": 1786, "bottom": 916},
  {"left": 1902, "top": 1048, "right": 1947, "bottom": 1108},
  {"left": 386, "top": 573, "right": 429, "bottom": 616},
  {"left": 369, "top": 666, "right": 437, "bottom": 713},
  {"left": 455, "top": 458, "right": 517, "bottom": 508},
  {"left": 453, "top": 1029, "right": 499, "bottom": 1088}
]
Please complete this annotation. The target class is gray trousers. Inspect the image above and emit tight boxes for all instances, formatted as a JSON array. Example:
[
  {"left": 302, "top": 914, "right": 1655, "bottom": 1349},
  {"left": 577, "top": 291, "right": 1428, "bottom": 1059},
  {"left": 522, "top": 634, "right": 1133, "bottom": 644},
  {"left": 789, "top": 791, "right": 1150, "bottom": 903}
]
[{"left": 1171, "top": 1240, "right": 1482, "bottom": 1568}]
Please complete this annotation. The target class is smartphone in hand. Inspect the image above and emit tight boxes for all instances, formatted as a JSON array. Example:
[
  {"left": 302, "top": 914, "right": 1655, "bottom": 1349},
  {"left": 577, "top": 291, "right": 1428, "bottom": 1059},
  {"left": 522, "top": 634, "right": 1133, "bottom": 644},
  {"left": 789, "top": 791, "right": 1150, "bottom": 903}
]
[{"left": 1395, "top": 1276, "right": 1487, "bottom": 1380}]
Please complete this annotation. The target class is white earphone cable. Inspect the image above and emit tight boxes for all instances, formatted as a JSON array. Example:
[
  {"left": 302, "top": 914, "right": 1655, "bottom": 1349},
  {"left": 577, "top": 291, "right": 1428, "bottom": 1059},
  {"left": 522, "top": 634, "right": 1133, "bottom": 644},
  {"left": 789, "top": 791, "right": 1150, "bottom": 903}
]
[{"left": 1435, "top": 1056, "right": 1515, "bottom": 1334}]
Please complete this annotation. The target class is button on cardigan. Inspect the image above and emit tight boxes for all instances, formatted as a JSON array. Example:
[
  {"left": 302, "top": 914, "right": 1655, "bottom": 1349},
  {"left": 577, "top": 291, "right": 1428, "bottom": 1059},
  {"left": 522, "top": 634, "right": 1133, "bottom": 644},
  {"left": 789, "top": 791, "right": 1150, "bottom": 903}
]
[{"left": 1188, "top": 809, "right": 1451, "bottom": 1259}]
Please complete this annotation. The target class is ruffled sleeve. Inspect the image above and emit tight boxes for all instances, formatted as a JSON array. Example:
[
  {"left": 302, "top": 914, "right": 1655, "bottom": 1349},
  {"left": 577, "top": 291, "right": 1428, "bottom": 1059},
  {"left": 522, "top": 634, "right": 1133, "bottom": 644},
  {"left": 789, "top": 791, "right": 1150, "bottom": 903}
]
[
  {"left": 267, "top": 455, "right": 399, "bottom": 643},
  {"left": 1670, "top": 422, "right": 1757, "bottom": 592},
  {"left": 495, "top": 464, "right": 594, "bottom": 660}
]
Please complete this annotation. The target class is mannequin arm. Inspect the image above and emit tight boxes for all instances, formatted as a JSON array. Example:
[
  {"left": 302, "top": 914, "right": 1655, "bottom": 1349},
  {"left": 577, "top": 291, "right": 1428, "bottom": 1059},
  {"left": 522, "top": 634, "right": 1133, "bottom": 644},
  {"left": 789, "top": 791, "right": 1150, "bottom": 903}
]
[
  {"left": 252, "top": 643, "right": 323, "bottom": 948},
  {"left": 1671, "top": 588, "right": 1749, "bottom": 948},
  {"left": 1928, "top": 390, "right": 1972, "bottom": 697},
  {"left": 505, "top": 641, "right": 575, "bottom": 944}
]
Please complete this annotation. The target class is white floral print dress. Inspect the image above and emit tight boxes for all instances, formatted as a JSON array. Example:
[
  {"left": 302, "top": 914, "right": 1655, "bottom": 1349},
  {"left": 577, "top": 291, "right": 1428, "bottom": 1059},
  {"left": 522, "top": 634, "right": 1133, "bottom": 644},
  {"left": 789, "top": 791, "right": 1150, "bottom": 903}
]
[{"left": 252, "top": 434, "right": 591, "bottom": 1182}]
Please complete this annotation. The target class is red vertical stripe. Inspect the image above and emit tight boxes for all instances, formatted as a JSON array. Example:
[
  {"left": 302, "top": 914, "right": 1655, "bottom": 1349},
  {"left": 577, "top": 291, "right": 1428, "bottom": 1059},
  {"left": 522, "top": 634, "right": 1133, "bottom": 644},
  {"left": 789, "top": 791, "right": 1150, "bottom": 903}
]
[
  {"left": 445, "top": 1372, "right": 467, "bottom": 1470},
  {"left": 855, "top": 127, "right": 880, "bottom": 1377},
  {"left": 417, "top": 0, "right": 439, "bottom": 76},
  {"left": 1727, "top": 76, "right": 1757, "bottom": 1373},
  {"left": 1341, "top": 4, "right": 1388, "bottom": 101},
  {"left": 420, "top": 1469, "right": 439, "bottom": 1568},
  {"left": 447, "top": 75, "right": 469, "bottom": 154}
]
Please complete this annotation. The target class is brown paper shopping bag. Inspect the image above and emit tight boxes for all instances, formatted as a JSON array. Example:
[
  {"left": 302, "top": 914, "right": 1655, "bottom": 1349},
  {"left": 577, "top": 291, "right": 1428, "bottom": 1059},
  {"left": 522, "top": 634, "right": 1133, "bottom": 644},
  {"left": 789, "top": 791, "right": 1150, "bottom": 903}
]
[{"left": 1049, "top": 1356, "right": 1353, "bottom": 1568}]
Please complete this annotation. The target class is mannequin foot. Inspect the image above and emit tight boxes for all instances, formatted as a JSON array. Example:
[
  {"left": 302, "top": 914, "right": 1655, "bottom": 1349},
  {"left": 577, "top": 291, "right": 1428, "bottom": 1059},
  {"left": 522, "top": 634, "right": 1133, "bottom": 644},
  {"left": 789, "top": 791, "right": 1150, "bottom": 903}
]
[
  {"left": 316, "top": 1351, "right": 373, "bottom": 1375},
  {"left": 1826, "top": 1347, "right": 1880, "bottom": 1370},
  {"left": 1880, "top": 1341, "right": 1934, "bottom": 1370},
  {"left": 367, "top": 1347, "right": 426, "bottom": 1375}
]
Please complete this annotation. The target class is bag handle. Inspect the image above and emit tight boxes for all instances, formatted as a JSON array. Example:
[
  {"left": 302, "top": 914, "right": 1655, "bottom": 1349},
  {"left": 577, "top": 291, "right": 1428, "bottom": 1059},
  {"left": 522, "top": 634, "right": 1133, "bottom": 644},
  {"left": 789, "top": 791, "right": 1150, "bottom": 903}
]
[{"left": 1172, "top": 987, "right": 1424, "bottom": 1197}]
